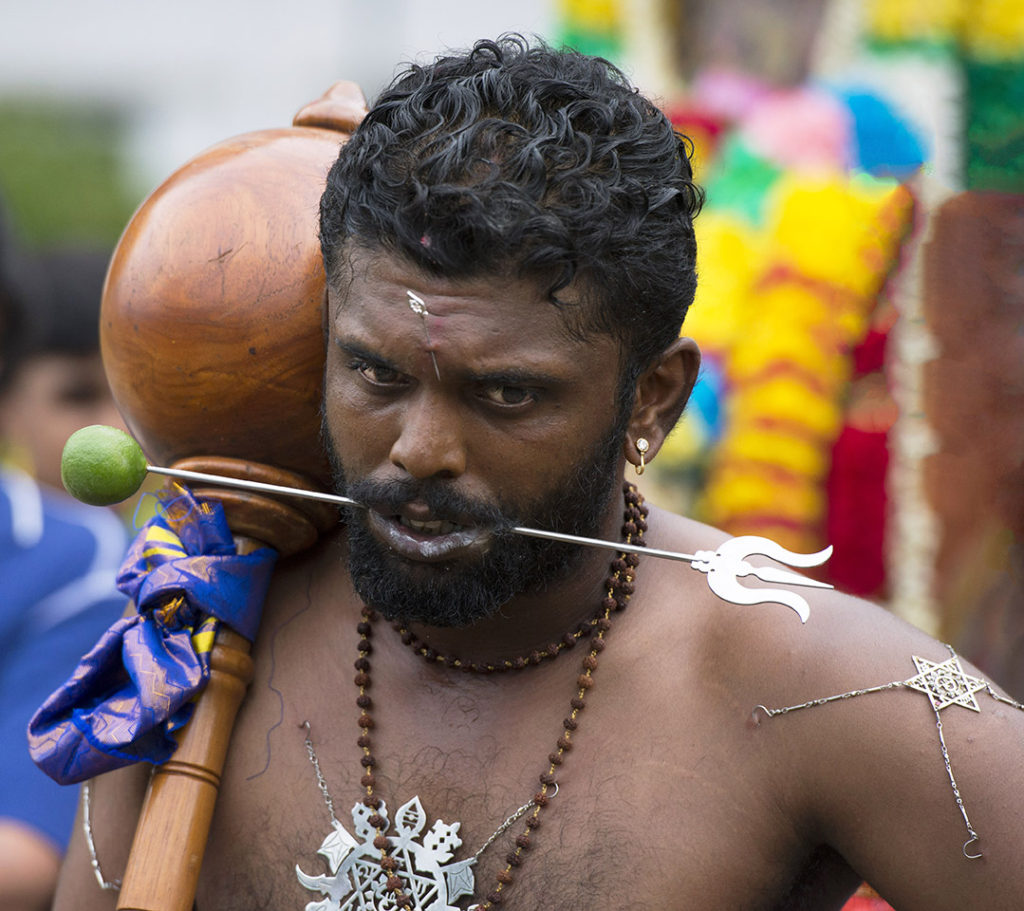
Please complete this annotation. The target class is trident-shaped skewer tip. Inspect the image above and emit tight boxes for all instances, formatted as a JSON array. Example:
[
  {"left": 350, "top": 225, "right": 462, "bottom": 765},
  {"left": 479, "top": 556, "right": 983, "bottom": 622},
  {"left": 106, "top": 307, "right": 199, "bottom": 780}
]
[{"left": 690, "top": 535, "right": 833, "bottom": 623}]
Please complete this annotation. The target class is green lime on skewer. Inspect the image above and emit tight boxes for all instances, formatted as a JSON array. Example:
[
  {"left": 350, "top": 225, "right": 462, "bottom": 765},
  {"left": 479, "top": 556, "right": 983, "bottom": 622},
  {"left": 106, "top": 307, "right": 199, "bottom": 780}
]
[{"left": 61, "top": 425, "right": 148, "bottom": 506}]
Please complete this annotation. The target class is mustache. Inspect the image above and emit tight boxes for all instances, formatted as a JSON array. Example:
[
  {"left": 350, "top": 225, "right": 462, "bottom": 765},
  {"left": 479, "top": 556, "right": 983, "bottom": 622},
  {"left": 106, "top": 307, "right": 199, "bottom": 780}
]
[{"left": 344, "top": 476, "right": 516, "bottom": 531}]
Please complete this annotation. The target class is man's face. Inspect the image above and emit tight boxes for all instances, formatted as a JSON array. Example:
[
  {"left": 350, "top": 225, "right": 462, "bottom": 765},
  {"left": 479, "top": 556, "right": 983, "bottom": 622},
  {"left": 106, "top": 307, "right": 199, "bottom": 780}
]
[
  {"left": 0, "top": 352, "right": 123, "bottom": 491},
  {"left": 322, "top": 251, "right": 631, "bottom": 627}
]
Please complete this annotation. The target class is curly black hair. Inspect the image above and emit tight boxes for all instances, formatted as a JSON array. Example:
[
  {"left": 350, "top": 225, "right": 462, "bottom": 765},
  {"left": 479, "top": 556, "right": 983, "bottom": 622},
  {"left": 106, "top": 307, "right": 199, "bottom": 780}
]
[{"left": 320, "top": 34, "right": 703, "bottom": 378}]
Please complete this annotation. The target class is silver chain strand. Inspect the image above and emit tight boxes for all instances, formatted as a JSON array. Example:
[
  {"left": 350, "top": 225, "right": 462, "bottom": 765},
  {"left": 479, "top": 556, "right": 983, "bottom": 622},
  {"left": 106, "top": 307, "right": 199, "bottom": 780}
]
[
  {"left": 80, "top": 720, "right": 552, "bottom": 899},
  {"left": 302, "top": 720, "right": 338, "bottom": 827},
  {"left": 80, "top": 655, "right": 1024, "bottom": 892},
  {"left": 755, "top": 681, "right": 904, "bottom": 716},
  {"left": 754, "top": 644, "right": 1024, "bottom": 859},
  {"left": 300, "top": 720, "right": 551, "bottom": 865},
  {"left": 935, "top": 714, "right": 980, "bottom": 857},
  {"left": 472, "top": 782, "right": 557, "bottom": 862},
  {"left": 82, "top": 780, "right": 121, "bottom": 892},
  {"left": 985, "top": 685, "right": 1024, "bottom": 712}
]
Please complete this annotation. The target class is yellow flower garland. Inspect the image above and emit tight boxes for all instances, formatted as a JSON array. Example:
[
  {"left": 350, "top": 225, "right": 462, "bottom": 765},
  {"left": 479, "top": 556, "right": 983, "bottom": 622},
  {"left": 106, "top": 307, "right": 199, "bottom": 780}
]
[
  {"left": 867, "top": 0, "right": 1024, "bottom": 60},
  {"left": 687, "top": 174, "right": 913, "bottom": 552}
]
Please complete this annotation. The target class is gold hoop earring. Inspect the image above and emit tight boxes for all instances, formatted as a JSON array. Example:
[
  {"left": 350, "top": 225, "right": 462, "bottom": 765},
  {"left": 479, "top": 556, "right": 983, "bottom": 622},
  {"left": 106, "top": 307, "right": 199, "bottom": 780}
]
[{"left": 635, "top": 438, "right": 649, "bottom": 476}]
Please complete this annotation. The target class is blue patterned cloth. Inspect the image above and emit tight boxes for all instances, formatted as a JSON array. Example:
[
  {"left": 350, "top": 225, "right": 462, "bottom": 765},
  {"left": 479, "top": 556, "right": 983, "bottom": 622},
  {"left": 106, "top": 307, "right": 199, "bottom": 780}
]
[{"left": 28, "top": 486, "right": 276, "bottom": 785}]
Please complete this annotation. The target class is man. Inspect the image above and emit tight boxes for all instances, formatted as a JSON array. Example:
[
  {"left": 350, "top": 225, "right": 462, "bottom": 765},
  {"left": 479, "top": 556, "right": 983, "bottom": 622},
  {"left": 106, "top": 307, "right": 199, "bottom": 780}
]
[
  {"left": 0, "top": 228, "right": 128, "bottom": 911},
  {"left": 54, "top": 37, "right": 1024, "bottom": 910}
]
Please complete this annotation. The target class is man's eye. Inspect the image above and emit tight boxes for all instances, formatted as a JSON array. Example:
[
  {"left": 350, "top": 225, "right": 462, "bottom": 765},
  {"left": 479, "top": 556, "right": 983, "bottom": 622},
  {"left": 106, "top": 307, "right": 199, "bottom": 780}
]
[
  {"left": 351, "top": 360, "right": 403, "bottom": 386},
  {"left": 480, "top": 384, "right": 536, "bottom": 407}
]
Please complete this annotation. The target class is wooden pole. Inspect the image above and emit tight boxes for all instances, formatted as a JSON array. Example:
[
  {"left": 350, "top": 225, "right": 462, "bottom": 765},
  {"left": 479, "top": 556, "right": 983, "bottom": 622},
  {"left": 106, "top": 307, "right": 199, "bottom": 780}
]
[
  {"left": 99, "top": 80, "right": 366, "bottom": 911},
  {"left": 116, "top": 626, "right": 253, "bottom": 911},
  {"left": 115, "top": 463, "right": 337, "bottom": 911}
]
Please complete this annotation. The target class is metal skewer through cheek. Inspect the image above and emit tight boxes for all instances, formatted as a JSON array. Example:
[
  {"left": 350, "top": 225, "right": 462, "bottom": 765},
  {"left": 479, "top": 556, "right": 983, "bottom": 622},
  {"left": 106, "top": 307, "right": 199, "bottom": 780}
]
[
  {"left": 151, "top": 464, "right": 688, "bottom": 560},
  {"left": 149, "top": 463, "right": 833, "bottom": 620}
]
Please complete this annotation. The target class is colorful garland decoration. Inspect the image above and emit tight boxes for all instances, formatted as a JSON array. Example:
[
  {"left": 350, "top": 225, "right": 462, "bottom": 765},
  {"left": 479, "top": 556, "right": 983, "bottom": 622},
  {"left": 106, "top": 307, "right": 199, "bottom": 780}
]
[
  {"left": 866, "top": 0, "right": 1024, "bottom": 192},
  {"left": 656, "top": 0, "right": 1022, "bottom": 591},
  {"left": 658, "top": 63, "right": 918, "bottom": 561},
  {"left": 681, "top": 169, "right": 912, "bottom": 557},
  {"left": 555, "top": 0, "right": 624, "bottom": 60}
]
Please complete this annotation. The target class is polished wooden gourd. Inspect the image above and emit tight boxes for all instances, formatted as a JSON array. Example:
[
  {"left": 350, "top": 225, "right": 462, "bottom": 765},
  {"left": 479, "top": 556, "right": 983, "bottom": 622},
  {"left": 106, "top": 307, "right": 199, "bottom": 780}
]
[{"left": 100, "top": 81, "right": 367, "bottom": 911}]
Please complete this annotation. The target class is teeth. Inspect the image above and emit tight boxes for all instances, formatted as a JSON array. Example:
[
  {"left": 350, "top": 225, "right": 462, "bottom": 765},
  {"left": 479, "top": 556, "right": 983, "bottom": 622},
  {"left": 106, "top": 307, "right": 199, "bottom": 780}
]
[{"left": 401, "top": 516, "right": 462, "bottom": 536}]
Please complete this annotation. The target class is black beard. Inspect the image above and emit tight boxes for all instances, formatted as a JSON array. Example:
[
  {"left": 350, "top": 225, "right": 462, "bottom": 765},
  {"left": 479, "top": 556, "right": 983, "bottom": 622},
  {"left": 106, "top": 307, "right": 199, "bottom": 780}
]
[{"left": 325, "top": 417, "right": 628, "bottom": 628}]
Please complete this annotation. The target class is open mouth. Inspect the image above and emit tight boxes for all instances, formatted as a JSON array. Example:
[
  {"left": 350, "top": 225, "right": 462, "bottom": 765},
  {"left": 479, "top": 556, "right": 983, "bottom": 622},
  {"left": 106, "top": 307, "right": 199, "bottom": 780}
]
[
  {"left": 398, "top": 515, "right": 466, "bottom": 537},
  {"left": 368, "top": 509, "right": 491, "bottom": 562}
]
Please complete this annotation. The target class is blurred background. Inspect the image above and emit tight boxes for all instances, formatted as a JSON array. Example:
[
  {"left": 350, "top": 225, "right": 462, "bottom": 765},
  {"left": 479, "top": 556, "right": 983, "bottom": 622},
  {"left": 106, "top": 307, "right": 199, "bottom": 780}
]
[
  {"left": 0, "top": 0, "right": 547, "bottom": 245},
  {"left": 1, "top": 0, "right": 1021, "bottom": 695},
  {"left": 0, "top": 4, "right": 1021, "bottom": 907}
]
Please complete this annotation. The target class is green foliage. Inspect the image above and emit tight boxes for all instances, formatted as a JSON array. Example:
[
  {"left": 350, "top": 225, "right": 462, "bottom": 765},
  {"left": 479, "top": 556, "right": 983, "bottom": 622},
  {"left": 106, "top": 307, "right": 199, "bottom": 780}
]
[
  {"left": 556, "top": 28, "right": 623, "bottom": 63},
  {"left": 0, "top": 98, "right": 139, "bottom": 248},
  {"left": 965, "top": 59, "right": 1024, "bottom": 193}
]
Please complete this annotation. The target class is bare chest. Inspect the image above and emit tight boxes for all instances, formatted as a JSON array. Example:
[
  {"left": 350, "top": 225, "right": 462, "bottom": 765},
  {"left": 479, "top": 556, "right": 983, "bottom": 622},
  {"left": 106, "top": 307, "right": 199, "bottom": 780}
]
[
  {"left": 195, "top": 656, "right": 848, "bottom": 910},
  {"left": 189, "top": 551, "right": 862, "bottom": 910},
  {"left": 201, "top": 776, "right": 798, "bottom": 909}
]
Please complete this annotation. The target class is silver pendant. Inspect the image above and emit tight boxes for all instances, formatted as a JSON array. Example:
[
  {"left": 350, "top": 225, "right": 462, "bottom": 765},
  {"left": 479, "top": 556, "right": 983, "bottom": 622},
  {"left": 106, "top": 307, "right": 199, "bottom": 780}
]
[{"left": 297, "top": 797, "right": 477, "bottom": 910}]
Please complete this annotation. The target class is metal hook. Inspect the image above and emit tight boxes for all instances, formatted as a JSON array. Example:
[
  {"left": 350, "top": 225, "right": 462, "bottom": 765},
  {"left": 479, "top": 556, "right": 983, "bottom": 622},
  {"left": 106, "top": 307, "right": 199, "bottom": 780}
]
[
  {"left": 963, "top": 835, "right": 982, "bottom": 859},
  {"left": 407, "top": 290, "right": 442, "bottom": 380}
]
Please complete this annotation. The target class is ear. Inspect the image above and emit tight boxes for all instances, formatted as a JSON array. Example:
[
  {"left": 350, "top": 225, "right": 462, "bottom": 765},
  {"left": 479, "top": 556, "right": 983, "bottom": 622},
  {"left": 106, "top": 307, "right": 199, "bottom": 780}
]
[{"left": 623, "top": 337, "right": 700, "bottom": 473}]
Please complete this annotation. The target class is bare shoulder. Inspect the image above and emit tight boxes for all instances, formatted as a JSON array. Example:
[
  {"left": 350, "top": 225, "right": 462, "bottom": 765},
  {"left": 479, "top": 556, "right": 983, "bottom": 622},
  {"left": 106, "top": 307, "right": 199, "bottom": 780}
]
[
  {"left": 637, "top": 503, "right": 1024, "bottom": 910},
  {"left": 638, "top": 502, "right": 1006, "bottom": 703}
]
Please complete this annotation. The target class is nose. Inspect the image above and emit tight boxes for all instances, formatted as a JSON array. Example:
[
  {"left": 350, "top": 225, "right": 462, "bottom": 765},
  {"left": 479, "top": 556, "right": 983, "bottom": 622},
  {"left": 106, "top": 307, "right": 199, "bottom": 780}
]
[{"left": 388, "top": 391, "right": 466, "bottom": 480}]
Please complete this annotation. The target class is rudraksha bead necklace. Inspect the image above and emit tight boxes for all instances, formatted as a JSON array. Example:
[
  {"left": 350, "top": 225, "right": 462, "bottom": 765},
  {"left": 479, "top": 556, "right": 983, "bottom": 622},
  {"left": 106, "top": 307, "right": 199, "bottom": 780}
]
[
  {"left": 355, "top": 482, "right": 647, "bottom": 909},
  {"left": 392, "top": 609, "right": 599, "bottom": 673}
]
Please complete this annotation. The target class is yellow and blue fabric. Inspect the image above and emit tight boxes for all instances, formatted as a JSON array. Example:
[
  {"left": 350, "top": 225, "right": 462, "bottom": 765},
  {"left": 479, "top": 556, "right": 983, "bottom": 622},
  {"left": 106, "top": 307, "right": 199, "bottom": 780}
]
[{"left": 27, "top": 486, "right": 276, "bottom": 785}]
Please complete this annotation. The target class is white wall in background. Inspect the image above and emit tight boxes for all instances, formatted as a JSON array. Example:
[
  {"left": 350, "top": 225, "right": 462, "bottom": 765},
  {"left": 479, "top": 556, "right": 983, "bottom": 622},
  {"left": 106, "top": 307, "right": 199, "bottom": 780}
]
[{"left": 0, "top": 0, "right": 551, "bottom": 194}]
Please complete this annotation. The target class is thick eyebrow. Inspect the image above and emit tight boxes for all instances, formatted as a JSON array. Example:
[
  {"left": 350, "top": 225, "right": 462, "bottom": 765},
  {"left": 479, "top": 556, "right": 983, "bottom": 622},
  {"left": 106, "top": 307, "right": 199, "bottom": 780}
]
[
  {"left": 335, "top": 336, "right": 567, "bottom": 388},
  {"left": 469, "top": 367, "right": 567, "bottom": 388},
  {"left": 334, "top": 338, "right": 403, "bottom": 372}
]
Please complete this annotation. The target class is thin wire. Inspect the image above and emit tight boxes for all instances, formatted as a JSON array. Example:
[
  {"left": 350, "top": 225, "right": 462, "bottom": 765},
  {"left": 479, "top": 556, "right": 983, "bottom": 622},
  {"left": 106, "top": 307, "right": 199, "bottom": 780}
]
[
  {"left": 300, "top": 720, "right": 554, "bottom": 857},
  {"left": 82, "top": 781, "right": 121, "bottom": 892},
  {"left": 934, "top": 714, "right": 979, "bottom": 857},
  {"left": 472, "top": 782, "right": 557, "bottom": 861},
  {"left": 301, "top": 721, "right": 338, "bottom": 826},
  {"left": 754, "top": 681, "right": 903, "bottom": 717},
  {"left": 985, "top": 686, "right": 1024, "bottom": 711}
]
